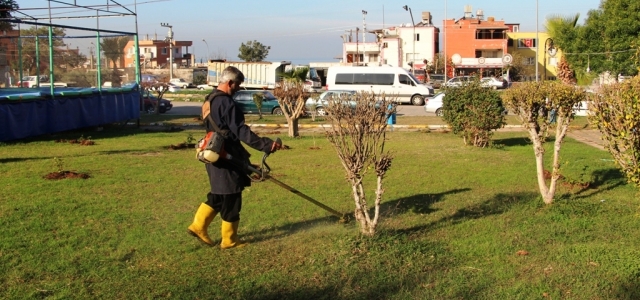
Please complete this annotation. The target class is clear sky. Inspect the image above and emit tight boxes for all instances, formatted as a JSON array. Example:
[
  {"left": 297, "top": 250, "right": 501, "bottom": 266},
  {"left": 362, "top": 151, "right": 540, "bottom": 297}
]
[{"left": 16, "top": 0, "right": 602, "bottom": 65}]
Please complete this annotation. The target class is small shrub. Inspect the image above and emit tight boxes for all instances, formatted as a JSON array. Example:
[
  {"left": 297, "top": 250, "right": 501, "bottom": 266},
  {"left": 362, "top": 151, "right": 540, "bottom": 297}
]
[{"left": 441, "top": 78, "right": 506, "bottom": 147}]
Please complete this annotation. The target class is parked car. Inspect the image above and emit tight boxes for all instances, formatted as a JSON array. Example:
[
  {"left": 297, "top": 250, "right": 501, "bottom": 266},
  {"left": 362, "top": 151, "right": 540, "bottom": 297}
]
[
  {"left": 16, "top": 75, "right": 50, "bottom": 88},
  {"left": 480, "top": 77, "right": 508, "bottom": 89},
  {"left": 424, "top": 92, "right": 445, "bottom": 116},
  {"left": 428, "top": 74, "right": 446, "bottom": 89},
  {"left": 426, "top": 92, "right": 508, "bottom": 116},
  {"left": 197, "top": 84, "right": 214, "bottom": 90},
  {"left": 170, "top": 78, "right": 194, "bottom": 89},
  {"left": 143, "top": 92, "right": 173, "bottom": 114},
  {"left": 232, "top": 90, "right": 283, "bottom": 115},
  {"left": 167, "top": 82, "right": 181, "bottom": 93},
  {"left": 442, "top": 76, "right": 473, "bottom": 88},
  {"left": 413, "top": 69, "right": 427, "bottom": 83},
  {"left": 305, "top": 90, "right": 357, "bottom": 116}
]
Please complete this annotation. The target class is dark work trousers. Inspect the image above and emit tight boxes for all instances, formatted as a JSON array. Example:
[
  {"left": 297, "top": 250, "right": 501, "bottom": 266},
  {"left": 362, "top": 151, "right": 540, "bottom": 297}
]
[{"left": 206, "top": 192, "right": 242, "bottom": 222}]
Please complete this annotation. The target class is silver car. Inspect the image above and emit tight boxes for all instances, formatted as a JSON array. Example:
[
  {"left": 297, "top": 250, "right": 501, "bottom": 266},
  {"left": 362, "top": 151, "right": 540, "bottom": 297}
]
[{"left": 305, "top": 90, "right": 357, "bottom": 116}]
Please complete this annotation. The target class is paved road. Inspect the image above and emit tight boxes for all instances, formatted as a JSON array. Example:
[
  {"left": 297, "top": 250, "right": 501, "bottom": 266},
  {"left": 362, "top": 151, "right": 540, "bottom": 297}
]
[{"left": 167, "top": 101, "right": 432, "bottom": 116}]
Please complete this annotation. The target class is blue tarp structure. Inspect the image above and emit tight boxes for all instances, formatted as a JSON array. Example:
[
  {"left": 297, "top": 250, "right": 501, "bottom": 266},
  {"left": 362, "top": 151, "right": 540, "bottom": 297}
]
[{"left": 0, "top": 86, "right": 141, "bottom": 142}]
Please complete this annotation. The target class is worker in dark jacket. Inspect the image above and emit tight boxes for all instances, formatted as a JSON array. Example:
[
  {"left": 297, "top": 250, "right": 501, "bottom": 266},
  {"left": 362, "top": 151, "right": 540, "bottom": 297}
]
[{"left": 188, "top": 66, "right": 281, "bottom": 249}]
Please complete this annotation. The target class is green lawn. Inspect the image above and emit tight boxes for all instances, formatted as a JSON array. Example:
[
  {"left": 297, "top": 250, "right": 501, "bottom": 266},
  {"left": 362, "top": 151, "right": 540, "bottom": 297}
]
[{"left": 0, "top": 126, "right": 636, "bottom": 299}]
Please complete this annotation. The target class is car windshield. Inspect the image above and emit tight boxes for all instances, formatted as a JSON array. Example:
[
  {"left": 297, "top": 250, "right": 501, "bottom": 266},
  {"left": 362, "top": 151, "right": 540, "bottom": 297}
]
[
  {"left": 407, "top": 73, "right": 421, "bottom": 83},
  {"left": 260, "top": 91, "right": 277, "bottom": 100}
]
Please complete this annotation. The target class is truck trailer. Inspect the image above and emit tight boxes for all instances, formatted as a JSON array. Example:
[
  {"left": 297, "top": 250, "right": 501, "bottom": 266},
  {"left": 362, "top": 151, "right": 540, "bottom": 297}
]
[{"left": 207, "top": 60, "right": 290, "bottom": 89}]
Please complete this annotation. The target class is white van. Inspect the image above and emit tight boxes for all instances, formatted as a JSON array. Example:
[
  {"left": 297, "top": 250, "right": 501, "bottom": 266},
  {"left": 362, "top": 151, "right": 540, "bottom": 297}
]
[{"left": 325, "top": 66, "right": 434, "bottom": 105}]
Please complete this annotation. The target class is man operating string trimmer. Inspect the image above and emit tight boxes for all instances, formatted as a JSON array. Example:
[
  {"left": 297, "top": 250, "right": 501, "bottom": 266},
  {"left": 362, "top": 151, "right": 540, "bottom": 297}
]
[{"left": 187, "top": 66, "right": 283, "bottom": 249}]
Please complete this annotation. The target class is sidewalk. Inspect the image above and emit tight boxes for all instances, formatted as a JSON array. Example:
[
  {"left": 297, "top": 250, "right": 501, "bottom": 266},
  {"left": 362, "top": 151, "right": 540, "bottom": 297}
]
[
  {"left": 137, "top": 121, "right": 605, "bottom": 150},
  {"left": 248, "top": 123, "right": 605, "bottom": 150}
]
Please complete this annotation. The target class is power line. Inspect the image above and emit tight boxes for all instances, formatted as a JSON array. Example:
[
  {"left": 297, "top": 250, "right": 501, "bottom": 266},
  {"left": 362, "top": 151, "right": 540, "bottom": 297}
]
[{"left": 562, "top": 48, "right": 636, "bottom": 55}]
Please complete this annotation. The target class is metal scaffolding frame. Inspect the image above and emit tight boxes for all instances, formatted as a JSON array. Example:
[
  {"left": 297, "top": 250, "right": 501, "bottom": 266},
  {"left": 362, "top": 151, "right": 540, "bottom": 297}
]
[{"left": 0, "top": 0, "right": 144, "bottom": 96}]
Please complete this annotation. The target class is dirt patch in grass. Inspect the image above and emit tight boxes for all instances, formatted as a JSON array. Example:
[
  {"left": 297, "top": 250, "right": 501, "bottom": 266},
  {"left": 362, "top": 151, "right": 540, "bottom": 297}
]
[
  {"left": 55, "top": 139, "right": 95, "bottom": 145},
  {"left": 43, "top": 171, "right": 90, "bottom": 180}
]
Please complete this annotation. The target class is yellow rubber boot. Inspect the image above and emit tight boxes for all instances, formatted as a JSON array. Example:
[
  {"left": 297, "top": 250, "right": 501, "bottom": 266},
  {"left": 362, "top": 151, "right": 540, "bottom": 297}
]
[
  {"left": 220, "top": 220, "right": 247, "bottom": 249},
  {"left": 187, "top": 203, "right": 217, "bottom": 246}
]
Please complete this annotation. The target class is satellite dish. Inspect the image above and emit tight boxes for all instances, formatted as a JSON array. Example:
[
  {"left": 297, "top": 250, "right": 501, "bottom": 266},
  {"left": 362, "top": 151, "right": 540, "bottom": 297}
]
[
  {"left": 502, "top": 54, "right": 513, "bottom": 64},
  {"left": 451, "top": 53, "right": 462, "bottom": 64}
]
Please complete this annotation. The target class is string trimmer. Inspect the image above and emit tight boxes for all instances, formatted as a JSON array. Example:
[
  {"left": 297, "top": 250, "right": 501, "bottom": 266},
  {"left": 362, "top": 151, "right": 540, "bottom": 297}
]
[
  {"left": 247, "top": 150, "right": 350, "bottom": 224},
  {"left": 198, "top": 136, "right": 349, "bottom": 223}
]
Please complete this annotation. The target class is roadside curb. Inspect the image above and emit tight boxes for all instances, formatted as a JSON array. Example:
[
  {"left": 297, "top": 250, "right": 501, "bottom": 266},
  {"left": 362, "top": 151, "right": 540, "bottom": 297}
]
[{"left": 129, "top": 122, "right": 527, "bottom": 130}]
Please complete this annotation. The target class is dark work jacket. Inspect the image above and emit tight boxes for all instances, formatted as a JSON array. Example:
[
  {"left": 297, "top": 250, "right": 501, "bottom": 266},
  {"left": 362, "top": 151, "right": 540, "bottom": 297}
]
[{"left": 205, "top": 90, "right": 274, "bottom": 194}]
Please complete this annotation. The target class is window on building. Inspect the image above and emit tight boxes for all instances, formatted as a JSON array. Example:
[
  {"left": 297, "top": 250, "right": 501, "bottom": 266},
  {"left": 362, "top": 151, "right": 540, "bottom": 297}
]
[
  {"left": 162, "top": 47, "right": 167, "bottom": 54},
  {"left": 415, "top": 33, "right": 420, "bottom": 41},
  {"left": 175, "top": 48, "right": 179, "bottom": 54},
  {"left": 383, "top": 42, "right": 388, "bottom": 48},
  {"left": 476, "top": 29, "right": 506, "bottom": 39},
  {"left": 523, "top": 57, "right": 536, "bottom": 65},
  {"left": 369, "top": 54, "right": 379, "bottom": 62},
  {"left": 518, "top": 39, "right": 537, "bottom": 48}
]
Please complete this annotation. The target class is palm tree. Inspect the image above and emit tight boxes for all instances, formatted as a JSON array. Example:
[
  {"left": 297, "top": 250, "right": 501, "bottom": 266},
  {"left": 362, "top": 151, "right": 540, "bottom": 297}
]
[
  {"left": 278, "top": 67, "right": 308, "bottom": 82},
  {"left": 100, "top": 36, "right": 130, "bottom": 69}
]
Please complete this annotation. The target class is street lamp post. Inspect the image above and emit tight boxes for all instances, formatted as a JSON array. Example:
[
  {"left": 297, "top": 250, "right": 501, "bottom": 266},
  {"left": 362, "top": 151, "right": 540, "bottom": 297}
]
[
  {"left": 202, "top": 39, "right": 210, "bottom": 84},
  {"left": 444, "top": 0, "right": 448, "bottom": 83},
  {"left": 543, "top": 38, "right": 556, "bottom": 81},
  {"left": 403, "top": 5, "right": 416, "bottom": 75},
  {"left": 362, "top": 10, "right": 367, "bottom": 65},
  {"left": 535, "top": 0, "right": 539, "bottom": 82},
  {"left": 160, "top": 22, "right": 173, "bottom": 80},
  {"left": 356, "top": 27, "right": 359, "bottom": 65},
  {"left": 202, "top": 39, "right": 210, "bottom": 62}
]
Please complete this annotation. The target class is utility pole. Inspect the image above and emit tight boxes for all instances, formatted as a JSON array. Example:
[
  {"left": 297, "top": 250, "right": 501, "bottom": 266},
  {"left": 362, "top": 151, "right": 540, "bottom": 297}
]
[
  {"left": 403, "top": 5, "right": 416, "bottom": 75},
  {"left": 161, "top": 22, "right": 173, "bottom": 80},
  {"left": 535, "top": 0, "right": 539, "bottom": 82}
]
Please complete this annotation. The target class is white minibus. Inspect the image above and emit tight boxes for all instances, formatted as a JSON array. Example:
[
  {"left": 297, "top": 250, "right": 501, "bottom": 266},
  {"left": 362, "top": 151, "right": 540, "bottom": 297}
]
[{"left": 325, "top": 66, "right": 434, "bottom": 105}]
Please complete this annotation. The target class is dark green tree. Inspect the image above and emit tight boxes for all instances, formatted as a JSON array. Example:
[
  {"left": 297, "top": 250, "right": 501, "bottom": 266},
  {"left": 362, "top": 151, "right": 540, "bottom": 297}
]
[
  {"left": 0, "top": 0, "right": 19, "bottom": 31},
  {"left": 546, "top": 0, "right": 640, "bottom": 77},
  {"left": 12, "top": 26, "right": 66, "bottom": 75},
  {"left": 238, "top": 40, "right": 270, "bottom": 62},
  {"left": 100, "top": 36, "right": 130, "bottom": 69}
]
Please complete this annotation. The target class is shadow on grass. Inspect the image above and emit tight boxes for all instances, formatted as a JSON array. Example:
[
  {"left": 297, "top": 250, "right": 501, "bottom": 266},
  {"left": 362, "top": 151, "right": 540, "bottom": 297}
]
[
  {"left": 390, "top": 191, "right": 537, "bottom": 236},
  {"left": 567, "top": 168, "right": 627, "bottom": 199},
  {"left": 245, "top": 214, "right": 349, "bottom": 245},
  {"left": 613, "top": 269, "right": 640, "bottom": 299},
  {"left": 0, "top": 156, "right": 56, "bottom": 164},
  {"left": 381, "top": 188, "right": 472, "bottom": 216},
  {"left": 0, "top": 118, "right": 196, "bottom": 145},
  {"left": 492, "top": 136, "right": 532, "bottom": 147}
]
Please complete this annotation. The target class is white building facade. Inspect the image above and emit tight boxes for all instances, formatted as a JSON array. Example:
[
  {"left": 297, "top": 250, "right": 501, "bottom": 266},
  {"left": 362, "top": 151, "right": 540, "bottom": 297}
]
[{"left": 341, "top": 11, "right": 439, "bottom": 71}]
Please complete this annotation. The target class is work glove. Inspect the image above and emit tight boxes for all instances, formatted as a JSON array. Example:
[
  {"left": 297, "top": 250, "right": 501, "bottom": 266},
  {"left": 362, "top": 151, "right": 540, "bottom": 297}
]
[{"left": 268, "top": 138, "right": 283, "bottom": 154}]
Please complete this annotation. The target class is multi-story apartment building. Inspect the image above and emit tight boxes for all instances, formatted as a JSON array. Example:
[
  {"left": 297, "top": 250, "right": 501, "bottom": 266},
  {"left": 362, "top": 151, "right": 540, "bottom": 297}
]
[
  {"left": 123, "top": 35, "right": 193, "bottom": 69},
  {"left": 342, "top": 11, "right": 439, "bottom": 71},
  {"left": 442, "top": 6, "right": 510, "bottom": 78},
  {"left": 507, "top": 31, "right": 561, "bottom": 81}
]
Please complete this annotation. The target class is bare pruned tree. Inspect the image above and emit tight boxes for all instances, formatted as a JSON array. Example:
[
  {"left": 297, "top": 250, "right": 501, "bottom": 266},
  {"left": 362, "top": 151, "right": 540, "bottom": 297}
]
[
  {"left": 324, "top": 91, "right": 397, "bottom": 235},
  {"left": 272, "top": 81, "right": 309, "bottom": 137},
  {"left": 140, "top": 77, "right": 170, "bottom": 115},
  {"left": 501, "top": 81, "right": 585, "bottom": 204}
]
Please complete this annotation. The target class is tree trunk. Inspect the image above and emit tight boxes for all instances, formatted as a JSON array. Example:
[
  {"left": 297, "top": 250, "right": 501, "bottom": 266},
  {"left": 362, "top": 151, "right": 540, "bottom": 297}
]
[
  {"left": 531, "top": 129, "right": 553, "bottom": 204},
  {"left": 287, "top": 117, "right": 299, "bottom": 137}
]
